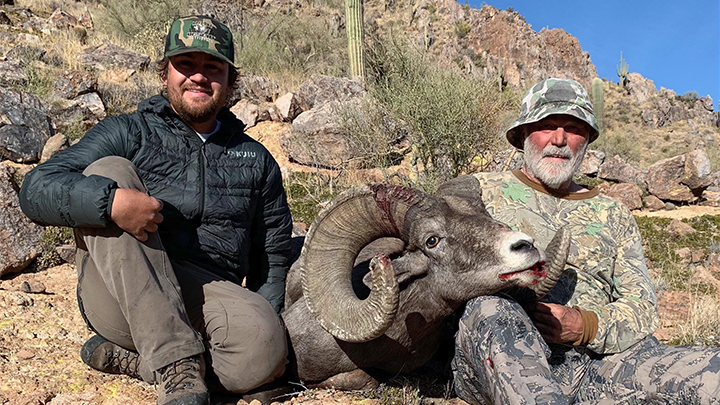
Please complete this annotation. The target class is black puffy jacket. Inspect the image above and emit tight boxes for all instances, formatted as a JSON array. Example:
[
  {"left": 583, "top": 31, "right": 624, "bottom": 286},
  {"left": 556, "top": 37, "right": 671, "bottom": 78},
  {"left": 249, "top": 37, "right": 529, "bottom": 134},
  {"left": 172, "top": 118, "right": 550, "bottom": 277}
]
[{"left": 20, "top": 95, "right": 292, "bottom": 312}]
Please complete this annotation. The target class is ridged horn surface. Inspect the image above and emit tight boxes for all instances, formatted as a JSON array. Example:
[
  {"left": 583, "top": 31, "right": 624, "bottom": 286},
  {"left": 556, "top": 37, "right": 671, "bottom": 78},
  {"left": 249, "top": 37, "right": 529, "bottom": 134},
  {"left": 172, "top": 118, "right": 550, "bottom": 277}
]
[
  {"left": 301, "top": 184, "right": 424, "bottom": 343},
  {"left": 531, "top": 225, "right": 572, "bottom": 300}
]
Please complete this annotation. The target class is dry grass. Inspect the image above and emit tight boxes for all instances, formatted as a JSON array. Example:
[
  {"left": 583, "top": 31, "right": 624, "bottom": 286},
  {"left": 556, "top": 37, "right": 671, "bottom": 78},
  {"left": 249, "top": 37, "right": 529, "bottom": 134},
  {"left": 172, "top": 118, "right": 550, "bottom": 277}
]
[{"left": 668, "top": 294, "right": 719, "bottom": 346}]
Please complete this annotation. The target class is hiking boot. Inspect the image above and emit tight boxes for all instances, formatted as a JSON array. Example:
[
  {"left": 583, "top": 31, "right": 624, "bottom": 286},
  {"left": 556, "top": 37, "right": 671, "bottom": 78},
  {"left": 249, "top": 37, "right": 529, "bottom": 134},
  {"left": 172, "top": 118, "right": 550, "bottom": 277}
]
[
  {"left": 156, "top": 355, "right": 208, "bottom": 405},
  {"left": 80, "top": 334, "right": 141, "bottom": 379}
]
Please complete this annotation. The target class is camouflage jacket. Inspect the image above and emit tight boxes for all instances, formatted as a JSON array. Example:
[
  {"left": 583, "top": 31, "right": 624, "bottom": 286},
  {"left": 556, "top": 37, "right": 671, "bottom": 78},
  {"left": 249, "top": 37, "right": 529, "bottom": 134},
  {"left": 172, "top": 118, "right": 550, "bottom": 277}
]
[{"left": 473, "top": 170, "right": 659, "bottom": 354}]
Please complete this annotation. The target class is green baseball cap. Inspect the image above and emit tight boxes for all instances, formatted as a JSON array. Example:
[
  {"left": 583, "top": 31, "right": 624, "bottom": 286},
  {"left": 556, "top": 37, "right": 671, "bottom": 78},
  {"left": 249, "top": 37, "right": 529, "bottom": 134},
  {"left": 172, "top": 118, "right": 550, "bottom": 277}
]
[
  {"left": 164, "top": 15, "right": 234, "bottom": 65},
  {"left": 506, "top": 78, "right": 599, "bottom": 150}
]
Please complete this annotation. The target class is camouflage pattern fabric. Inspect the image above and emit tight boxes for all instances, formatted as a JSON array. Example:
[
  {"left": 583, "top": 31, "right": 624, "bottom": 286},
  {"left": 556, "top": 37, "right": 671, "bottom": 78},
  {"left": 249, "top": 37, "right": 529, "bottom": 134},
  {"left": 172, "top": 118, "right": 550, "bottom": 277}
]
[
  {"left": 473, "top": 171, "right": 658, "bottom": 354},
  {"left": 453, "top": 296, "right": 720, "bottom": 405},
  {"left": 452, "top": 171, "right": 720, "bottom": 404},
  {"left": 506, "top": 78, "right": 599, "bottom": 150},
  {"left": 164, "top": 15, "right": 234, "bottom": 65}
]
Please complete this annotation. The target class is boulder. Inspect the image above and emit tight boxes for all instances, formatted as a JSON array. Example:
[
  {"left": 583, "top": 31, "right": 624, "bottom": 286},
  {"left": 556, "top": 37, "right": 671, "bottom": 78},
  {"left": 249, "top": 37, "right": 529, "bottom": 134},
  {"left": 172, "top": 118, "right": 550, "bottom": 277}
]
[
  {"left": 50, "top": 98, "right": 99, "bottom": 136},
  {"left": 285, "top": 101, "right": 355, "bottom": 169},
  {"left": 77, "top": 43, "right": 150, "bottom": 71},
  {"left": 699, "top": 188, "right": 719, "bottom": 207},
  {"left": 273, "top": 92, "right": 305, "bottom": 122},
  {"left": 40, "top": 133, "right": 69, "bottom": 163},
  {"left": 600, "top": 182, "right": 643, "bottom": 210},
  {"left": 75, "top": 92, "right": 106, "bottom": 120},
  {"left": 230, "top": 99, "right": 259, "bottom": 129},
  {"left": 48, "top": 9, "right": 78, "bottom": 30},
  {"left": 238, "top": 76, "right": 280, "bottom": 103},
  {"left": 643, "top": 195, "right": 665, "bottom": 212},
  {"left": 297, "top": 74, "right": 365, "bottom": 109},
  {"left": 53, "top": 70, "right": 97, "bottom": 99},
  {"left": 0, "top": 87, "right": 53, "bottom": 163},
  {"left": 647, "top": 154, "right": 696, "bottom": 202},
  {"left": 580, "top": 149, "right": 605, "bottom": 176},
  {"left": 0, "top": 163, "right": 45, "bottom": 277},
  {"left": 0, "top": 59, "right": 27, "bottom": 86},
  {"left": 625, "top": 72, "right": 657, "bottom": 105},
  {"left": 665, "top": 219, "right": 696, "bottom": 238},
  {"left": 597, "top": 155, "right": 647, "bottom": 186},
  {"left": 682, "top": 149, "right": 712, "bottom": 191}
]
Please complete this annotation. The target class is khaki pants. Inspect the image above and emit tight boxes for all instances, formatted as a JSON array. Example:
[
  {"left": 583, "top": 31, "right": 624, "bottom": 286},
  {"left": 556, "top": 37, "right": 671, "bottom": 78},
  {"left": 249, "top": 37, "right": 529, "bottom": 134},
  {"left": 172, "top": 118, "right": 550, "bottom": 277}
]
[{"left": 75, "top": 156, "right": 288, "bottom": 392}]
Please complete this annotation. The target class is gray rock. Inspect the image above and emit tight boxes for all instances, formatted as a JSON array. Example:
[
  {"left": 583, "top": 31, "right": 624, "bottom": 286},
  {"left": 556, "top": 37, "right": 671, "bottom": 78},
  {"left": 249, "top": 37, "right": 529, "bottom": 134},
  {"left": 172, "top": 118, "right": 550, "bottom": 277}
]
[
  {"left": 597, "top": 155, "right": 647, "bottom": 186},
  {"left": 297, "top": 74, "right": 365, "bottom": 109},
  {"left": 0, "top": 87, "right": 53, "bottom": 163},
  {"left": 40, "top": 133, "right": 69, "bottom": 163},
  {"left": 48, "top": 9, "right": 78, "bottom": 30},
  {"left": 75, "top": 92, "right": 106, "bottom": 120},
  {"left": 285, "top": 102, "right": 355, "bottom": 169},
  {"left": 77, "top": 43, "right": 150, "bottom": 71},
  {"left": 49, "top": 98, "right": 98, "bottom": 137},
  {"left": 0, "top": 59, "right": 27, "bottom": 86},
  {"left": 55, "top": 244, "right": 77, "bottom": 263},
  {"left": 664, "top": 202, "right": 677, "bottom": 210},
  {"left": 643, "top": 195, "right": 665, "bottom": 212},
  {"left": 20, "top": 280, "right": 46, "bottom": 294},
  {"left": 625, "top": 72, "right": 657, "bottom": 105},
  {"left": 699, "top": 188, "right": 719, "bottom": 207},
  {"left": 666, "top": 219, "right": 696, "bottom": 238},
  {"left": 647, "top": 154, "right": 696, "bottom": 202},
  {"left": 230, "top": 99, "right": 259, "bottom": 129},
  {"left": 53, "top": 70, "right": 97, "bottom": 99},
  {"left": 238, "top": 76, "right": 280, "bottom": 103},
  {"left": 6, "top": 44, "right": 47, "bottom": 64},
  {"left": 682, "top": 149, "right": 712, "bottom": 191},
  {"left": 0, "top": 163, "right": 45, "bottom": 276},
  {"left": 580, "top": 149, "right": 605, "bottom": 176},
  {"left": 273, "top": 92, "right": 305, "bottom": 122}
]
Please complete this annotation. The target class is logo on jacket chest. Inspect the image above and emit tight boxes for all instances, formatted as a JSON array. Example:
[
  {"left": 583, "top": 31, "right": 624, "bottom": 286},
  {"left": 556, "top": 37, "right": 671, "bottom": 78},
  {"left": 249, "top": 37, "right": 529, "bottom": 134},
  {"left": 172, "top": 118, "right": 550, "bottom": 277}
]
[{"left": 226, "top": 150, "right": 258, "bottom": 159}]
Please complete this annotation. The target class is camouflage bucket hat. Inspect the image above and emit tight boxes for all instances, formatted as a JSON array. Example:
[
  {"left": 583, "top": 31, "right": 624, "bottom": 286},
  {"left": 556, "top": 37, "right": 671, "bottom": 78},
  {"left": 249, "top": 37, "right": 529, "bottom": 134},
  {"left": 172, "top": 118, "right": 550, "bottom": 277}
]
[
  {"left": 164, "top": 15, "right": 234, "bottom": 65},
  {"left": 506, "top": 78, "right": 599, "bottom": 150}
]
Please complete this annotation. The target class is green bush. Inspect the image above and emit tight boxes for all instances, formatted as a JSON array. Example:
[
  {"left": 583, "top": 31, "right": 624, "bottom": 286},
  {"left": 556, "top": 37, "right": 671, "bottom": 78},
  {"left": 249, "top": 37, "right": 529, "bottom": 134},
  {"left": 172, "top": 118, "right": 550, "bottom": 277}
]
[
  {"left": 365, "top": 37, "right": 518, "bottom": 190},
  {"left": 453, "top": 21, "right": 471, "bottom": 39}
]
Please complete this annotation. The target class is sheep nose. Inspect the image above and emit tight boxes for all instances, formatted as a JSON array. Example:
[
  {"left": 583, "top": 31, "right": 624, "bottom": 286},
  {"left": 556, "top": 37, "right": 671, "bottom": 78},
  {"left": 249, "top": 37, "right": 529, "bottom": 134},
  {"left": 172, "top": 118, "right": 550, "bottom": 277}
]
[{"left": 511, "top": 239, "right": 534, "bottom": 252}]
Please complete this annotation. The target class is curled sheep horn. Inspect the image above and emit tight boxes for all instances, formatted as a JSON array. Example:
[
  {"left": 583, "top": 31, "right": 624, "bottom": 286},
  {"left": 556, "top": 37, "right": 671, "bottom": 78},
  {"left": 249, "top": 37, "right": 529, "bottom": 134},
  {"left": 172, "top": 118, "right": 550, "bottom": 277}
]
[{"left": 300, "top": 184, "right": 425, "bottom": 343}]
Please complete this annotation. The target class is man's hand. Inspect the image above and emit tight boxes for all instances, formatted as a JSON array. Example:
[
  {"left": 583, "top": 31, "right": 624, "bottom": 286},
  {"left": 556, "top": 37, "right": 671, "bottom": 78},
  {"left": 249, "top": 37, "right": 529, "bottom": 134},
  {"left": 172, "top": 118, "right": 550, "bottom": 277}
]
[
  {"left": 527, "top": 302, "right": 583, "bottom": 344},
  {"left": 110, "top": 188, "right": 163, "bottom": 241}
]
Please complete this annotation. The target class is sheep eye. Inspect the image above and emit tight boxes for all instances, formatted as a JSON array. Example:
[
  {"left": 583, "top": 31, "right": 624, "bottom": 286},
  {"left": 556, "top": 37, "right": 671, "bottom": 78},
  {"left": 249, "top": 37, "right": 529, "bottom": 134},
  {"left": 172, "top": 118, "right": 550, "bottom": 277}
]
[{"left": 425, "top": 236, "right": 440, "bottom": 248}]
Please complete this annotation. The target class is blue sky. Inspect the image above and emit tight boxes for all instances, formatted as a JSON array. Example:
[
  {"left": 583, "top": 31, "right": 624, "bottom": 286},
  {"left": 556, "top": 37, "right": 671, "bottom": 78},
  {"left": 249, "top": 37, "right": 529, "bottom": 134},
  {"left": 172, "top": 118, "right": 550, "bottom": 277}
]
[{"left": 464, "top": 1, "right": 719, "bottom": 110}]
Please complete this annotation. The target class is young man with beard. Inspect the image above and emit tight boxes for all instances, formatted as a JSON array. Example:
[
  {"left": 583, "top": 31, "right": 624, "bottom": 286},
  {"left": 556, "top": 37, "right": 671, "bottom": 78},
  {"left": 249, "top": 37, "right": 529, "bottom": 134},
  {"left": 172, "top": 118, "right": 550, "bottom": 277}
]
[
  {"left": 20, "top": 16, "right": 292, "bottom": 405},
  {"left": 452, "top": 78, "right": 720, "bottom": 404}
]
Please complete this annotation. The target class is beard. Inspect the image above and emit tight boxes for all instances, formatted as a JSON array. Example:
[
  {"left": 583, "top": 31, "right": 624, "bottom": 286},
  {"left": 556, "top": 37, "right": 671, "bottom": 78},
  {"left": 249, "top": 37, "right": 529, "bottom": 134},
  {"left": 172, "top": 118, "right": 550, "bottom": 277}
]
[
  {"left": 166, "top": 84, "right": 228, "bottom": 127},
  {"left": 523, "top": 138, "right": 587, "bottom": 189}
]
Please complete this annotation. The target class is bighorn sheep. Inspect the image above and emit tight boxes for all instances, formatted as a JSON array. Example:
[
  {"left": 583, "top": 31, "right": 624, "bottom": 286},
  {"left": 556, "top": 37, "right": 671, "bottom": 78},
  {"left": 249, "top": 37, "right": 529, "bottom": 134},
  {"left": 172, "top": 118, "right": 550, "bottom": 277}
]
[{"left": 281, "top": 175, "right": 569, "bottom": 389}]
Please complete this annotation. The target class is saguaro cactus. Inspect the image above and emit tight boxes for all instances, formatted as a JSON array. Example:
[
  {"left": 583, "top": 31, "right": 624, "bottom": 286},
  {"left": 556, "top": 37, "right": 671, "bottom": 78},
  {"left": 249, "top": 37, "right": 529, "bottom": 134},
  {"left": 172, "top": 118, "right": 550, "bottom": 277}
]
[
  {"left": 346, "top": 0, "right": 365, "bottom": 79},
  {"left": 616, "top": 52, "right": 629, "bottom": 88},
  {"left": 591, "top": 78, "right": 604, "bottom": 135}
]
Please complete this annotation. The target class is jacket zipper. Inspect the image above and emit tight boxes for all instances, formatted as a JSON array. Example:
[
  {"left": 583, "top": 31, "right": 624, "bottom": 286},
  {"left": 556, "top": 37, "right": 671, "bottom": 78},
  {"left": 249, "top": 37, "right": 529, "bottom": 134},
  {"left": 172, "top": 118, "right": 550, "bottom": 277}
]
[{"left": 199, "top": 142, "right": 207, "bottom": 222}]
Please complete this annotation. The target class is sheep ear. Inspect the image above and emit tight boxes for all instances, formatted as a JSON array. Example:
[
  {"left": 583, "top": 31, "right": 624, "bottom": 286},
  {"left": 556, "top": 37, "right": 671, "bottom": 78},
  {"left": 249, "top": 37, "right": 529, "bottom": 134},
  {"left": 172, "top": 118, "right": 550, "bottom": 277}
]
[{"left": 361, "top": 261, "right": 428, "bottom": 286}]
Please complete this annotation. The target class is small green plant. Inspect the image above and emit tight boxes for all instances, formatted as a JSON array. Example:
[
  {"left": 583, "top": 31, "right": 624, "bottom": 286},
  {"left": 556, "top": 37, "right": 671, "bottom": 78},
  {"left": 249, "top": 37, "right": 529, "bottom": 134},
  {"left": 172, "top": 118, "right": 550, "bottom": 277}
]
[
  {"left": 36, "top": 226, "right": 75, "bottom": 270},
  {"left": 454, "top": 21, "right": 471, "bottom": 39},
  {"left": 616, "top": 52, "right": 629, "bottom": 88},
  {"left": 284, "top": 172, "right": 345, "bottom": 225},
  {"left": 679, "top": 91, "right": 700, "bottom": 108}
]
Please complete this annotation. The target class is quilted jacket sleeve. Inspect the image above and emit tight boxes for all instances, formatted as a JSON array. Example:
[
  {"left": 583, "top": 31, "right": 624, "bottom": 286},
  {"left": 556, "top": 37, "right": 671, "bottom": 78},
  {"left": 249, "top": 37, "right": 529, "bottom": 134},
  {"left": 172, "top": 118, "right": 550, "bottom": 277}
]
[
  {"left": 246, "top": 153, "right": 293, "bottom": 313},
  {"left": 19, "top": 115, "right": 138, "bottom": 228}
]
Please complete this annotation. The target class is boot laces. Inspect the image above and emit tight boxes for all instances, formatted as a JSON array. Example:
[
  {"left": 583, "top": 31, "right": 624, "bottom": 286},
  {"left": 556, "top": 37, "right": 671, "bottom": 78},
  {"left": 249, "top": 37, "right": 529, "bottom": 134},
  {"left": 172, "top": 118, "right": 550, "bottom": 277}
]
[{"left": 159, "top": 358, "right": 200, "bottom": 394}]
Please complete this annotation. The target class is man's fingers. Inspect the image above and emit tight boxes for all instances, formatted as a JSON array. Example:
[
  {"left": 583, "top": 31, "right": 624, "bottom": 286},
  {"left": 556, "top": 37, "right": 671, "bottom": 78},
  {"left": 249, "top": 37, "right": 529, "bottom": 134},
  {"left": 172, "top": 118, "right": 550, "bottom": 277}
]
[
  {"left": 153, "top": 212, "right": 164, "bottom": 224},
  {"left": 146, "top": 222, "right": 158, "bottom": 233},
  {"left": 135, "top": 230, "right": 148, "bottom": 241}
]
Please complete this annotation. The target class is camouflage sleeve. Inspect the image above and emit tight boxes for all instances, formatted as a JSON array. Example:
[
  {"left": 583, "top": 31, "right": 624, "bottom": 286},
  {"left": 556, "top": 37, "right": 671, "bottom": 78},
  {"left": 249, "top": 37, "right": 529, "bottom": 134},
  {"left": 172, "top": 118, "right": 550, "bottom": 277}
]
[{"left": 586, "top": 209, "right": 659, "bottom": 354}]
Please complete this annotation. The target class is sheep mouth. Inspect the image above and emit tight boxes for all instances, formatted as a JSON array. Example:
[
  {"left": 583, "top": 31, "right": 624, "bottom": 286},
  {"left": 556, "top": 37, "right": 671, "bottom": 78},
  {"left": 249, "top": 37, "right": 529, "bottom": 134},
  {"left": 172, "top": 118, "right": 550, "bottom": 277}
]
[{"left": 498, "top": 261, "right": 547, "bottom": 284}]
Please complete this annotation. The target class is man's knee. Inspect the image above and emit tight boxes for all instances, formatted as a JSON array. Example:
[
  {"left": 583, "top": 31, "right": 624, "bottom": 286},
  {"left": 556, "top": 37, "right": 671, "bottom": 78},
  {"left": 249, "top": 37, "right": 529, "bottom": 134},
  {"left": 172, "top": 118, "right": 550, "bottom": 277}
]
[
  {"left": 208, "top": 295, "right": 289, "bottom": 392},
  {"left": 83, "top": 156, "right": 144, "bottom": 191}
]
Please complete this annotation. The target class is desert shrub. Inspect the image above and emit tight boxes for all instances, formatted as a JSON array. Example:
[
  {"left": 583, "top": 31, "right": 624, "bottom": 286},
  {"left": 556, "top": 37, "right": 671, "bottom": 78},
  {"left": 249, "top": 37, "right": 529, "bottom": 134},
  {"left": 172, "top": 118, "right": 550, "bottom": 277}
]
[
  {"left": 365, "top": 36, "right": 518, "bottom": 190},
  {"left": 453, "top": 21, "right": 471, "bottom": 38},
  {"left": 94, "top": 0, "right": 191, "bottom": 56},
  {"left": 36, "top": 226, "right": 74, "bottom": 270},
  {"left": 236, "top": 10, "right": 348, "bottom": 89},
  {"left": 98, "top": 72, "right": 163, "bottom": 116},
  {"left": 636, "top": 215, "right": 719, "bottom": 294},
  {"left": 284, "top": 171, "right": 345, "bottom": 225},
  {"left": 593, "top": 130, "right": 641, "bottom": 165}
]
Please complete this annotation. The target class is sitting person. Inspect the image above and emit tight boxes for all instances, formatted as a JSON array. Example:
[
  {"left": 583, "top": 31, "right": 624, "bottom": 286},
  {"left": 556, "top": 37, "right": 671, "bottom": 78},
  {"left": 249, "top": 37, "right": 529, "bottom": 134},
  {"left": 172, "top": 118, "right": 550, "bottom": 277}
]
[{"left": 452, "top": 78, "right": 720, "bottom": 404}]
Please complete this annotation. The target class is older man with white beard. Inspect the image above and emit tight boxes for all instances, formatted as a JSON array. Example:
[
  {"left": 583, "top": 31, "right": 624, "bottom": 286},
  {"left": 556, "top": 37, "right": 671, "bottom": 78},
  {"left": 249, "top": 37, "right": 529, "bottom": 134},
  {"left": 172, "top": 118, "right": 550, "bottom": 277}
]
[{"left": 452, "top": 78, "right": 720, "bottom": 405}]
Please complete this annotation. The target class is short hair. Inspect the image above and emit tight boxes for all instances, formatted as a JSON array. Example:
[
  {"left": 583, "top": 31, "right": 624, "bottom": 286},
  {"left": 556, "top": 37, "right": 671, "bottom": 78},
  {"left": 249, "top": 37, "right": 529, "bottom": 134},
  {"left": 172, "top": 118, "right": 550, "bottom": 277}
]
[{"left": 156, "top": 56, "right": 239, "bottom": 105}]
